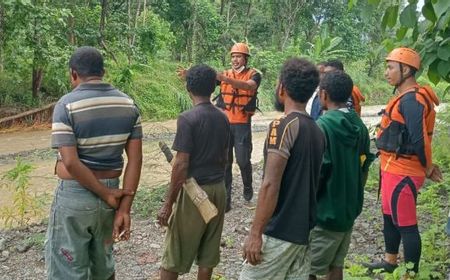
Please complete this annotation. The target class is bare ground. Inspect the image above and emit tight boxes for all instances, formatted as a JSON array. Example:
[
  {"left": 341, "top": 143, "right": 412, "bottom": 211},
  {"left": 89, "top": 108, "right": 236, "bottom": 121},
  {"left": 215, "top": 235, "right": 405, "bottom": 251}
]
[{"left": 2, "top": 106, "right": 443, "bottom": 279}]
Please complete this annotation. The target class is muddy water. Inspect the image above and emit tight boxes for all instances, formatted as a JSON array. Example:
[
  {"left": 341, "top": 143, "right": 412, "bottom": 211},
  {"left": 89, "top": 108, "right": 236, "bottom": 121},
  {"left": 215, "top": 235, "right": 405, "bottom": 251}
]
[{"left": 0, "top": 129, "right": 269, "bottom": 227}]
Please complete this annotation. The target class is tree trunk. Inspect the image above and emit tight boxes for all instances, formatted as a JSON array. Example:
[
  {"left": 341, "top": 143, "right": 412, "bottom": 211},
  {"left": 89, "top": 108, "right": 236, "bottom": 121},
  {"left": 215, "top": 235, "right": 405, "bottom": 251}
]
[
  {"left": 66, "top": 0, "right": 76, "bottom": 45},
  {"left": 0, "top": 3, "right": 4, "bottom": 72},
  {"left": 127, "top": 0, "right": 132, "bottom": 64},
  {"left": 220, "top": 0, "right": 226, "bottom": 15},
  {"left": 280, "top": 0, "right": 305, "bottom": 51},
  {"left": 191, "top": 2, "right": 198, "bottom": 63},
  {"left": 131, "top": 0, "right": 142, "bottom": 48},
  {"left": 243, "top": 0, "right": 252, "bottom": 38},
  {"left": 221, "top": 2, "right": 234, "bottom": 66},
  {"left": 142, "top": 0, "right": 147, "bottom": 25},
  {"left": 32, "top": 67, "right": 43, "bottom": 98},
  {"left": 31, "top": 9, "right": 43, "bottom": 98},
  {"left": 98, "top": 0, "right": 118, "bottom": 63},
  {"left": 99, "top": 0, "right": 107, "bottom": 39}
]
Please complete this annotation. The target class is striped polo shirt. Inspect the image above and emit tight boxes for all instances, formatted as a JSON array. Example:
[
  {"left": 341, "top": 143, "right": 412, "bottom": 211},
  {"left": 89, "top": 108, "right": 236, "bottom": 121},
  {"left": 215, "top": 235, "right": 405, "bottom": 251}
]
[{"left": 51, "top": 83, "right": 143, "bottom": 171}]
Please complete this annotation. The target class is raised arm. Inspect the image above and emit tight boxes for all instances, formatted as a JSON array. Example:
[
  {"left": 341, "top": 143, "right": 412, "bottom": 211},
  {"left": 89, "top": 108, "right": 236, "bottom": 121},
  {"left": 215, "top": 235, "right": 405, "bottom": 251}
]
[{"left": 216, "top": 72, "right": 259, "bottom": 91}]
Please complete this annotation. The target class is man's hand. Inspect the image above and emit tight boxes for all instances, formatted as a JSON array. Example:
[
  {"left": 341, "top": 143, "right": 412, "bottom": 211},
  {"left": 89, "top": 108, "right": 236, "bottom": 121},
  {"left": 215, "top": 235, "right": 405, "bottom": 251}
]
[
  {"left": 157, "top": 202, "right": 173, "bottom": 227},
  {"left": 426, "top": 164, "right": 443, "bottom": 182},
  {"left": 103, "top": 188, "right": 135, "bottom": 209},
  {"left": 242, "top": 232, "right": 263, "bottom": 265},
  {"left": 113, "top": 211, "right": 131, "bottom": 242},
  {"left": 176, "top": 67, "right": 187, "bottom": 80}
]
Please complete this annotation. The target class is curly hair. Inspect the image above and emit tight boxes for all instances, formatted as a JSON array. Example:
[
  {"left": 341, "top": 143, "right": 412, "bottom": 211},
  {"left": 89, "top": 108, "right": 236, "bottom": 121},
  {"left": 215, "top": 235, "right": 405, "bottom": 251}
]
[
  {"left": 280, "top": 58, "right": 319, "bottom": 103},
  {"left": 69, "top": 46, "right": 104, "bottom": 78},
  {"left": 186, "top": 64, "right": 217, "bottom": 97},
  {"left": 320, "top": 71, "right": 353, "bottom": 103}
]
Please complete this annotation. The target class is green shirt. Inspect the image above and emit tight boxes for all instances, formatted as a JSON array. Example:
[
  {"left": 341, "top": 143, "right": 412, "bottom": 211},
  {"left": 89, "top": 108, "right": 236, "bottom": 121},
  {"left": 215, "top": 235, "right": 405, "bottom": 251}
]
[{"left": 316, "top": 109, "right": 375, "bottom": 232}]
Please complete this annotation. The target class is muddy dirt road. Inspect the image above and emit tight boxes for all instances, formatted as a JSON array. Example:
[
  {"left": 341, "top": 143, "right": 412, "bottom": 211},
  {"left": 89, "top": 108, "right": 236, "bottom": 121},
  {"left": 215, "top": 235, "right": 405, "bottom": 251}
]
[
  {"left": 1, "top": 105, "right": 449, "bottom": 279},
  {"left": 0, "top": 107, "right": 386, "bottom": 213}
]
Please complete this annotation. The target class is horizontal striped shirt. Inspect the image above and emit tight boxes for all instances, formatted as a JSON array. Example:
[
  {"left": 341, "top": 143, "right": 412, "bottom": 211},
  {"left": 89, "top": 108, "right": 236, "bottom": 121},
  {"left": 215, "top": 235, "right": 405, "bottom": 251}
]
[{"left": 51, "top": 83, "right": 143, "bottom": 170}]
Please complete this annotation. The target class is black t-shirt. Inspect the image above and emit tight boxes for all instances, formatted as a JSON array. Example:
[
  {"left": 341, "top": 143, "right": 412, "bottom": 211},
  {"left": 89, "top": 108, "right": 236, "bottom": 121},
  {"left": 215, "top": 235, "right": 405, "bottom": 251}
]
[
  {"left": 172, "top": 102, "right": 230, "bottom": 185},
  {"left": 263, "top": 112, "right": 325, "bottom": 245}
]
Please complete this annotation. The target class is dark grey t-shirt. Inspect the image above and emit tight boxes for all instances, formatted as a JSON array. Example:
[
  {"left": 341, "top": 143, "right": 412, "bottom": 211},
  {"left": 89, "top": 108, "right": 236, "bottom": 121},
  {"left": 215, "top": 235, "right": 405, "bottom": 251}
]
[
  {"left": 263, "top": 112, "right": 325, "bottom": 245},
  {"left": 172, "top": 102, "right": 230, "bottom": 185}
]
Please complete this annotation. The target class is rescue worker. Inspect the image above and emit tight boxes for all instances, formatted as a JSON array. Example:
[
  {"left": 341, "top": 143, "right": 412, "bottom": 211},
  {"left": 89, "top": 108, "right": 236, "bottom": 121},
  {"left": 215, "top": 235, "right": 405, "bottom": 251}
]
[
  {"left": 215, "top": 43, "right": 262, "bottom": 211},
  {"left": 322, "top": 60, "right": 365, "bottom": 116},
  {"left": 366, "top": 47, "right": 442, "bottom": 274}
]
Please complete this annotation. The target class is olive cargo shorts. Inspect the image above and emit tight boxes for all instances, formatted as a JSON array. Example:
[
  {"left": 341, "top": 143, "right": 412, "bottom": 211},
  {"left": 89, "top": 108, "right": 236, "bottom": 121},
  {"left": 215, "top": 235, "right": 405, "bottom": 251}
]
[
  {"left": 309, "top": 226, "right": 352, "bottom": 276},
  {"left": 161, "top": 180, "right": 226, "bottom": 274}
]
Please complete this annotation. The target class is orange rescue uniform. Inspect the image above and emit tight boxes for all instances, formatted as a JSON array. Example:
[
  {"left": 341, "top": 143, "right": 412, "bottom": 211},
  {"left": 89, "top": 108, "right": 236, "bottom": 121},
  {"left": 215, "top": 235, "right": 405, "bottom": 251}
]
[
  {"left": 219, "top": 68, "right": 258, "bottom": 124},
  {"left": 376, "top": 85, "right": 439, "bottom": 177}
]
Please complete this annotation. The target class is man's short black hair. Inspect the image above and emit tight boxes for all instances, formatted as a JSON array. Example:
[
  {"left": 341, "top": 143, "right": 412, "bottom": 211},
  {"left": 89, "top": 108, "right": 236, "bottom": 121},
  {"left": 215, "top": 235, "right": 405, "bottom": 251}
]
[
  {"left": 69, "top": 46, "right": 104, "bottom": 78},
  {"left": 186, "top": 64, "right": 217, "bottom": 97},
  {"left": 325, "top": 59, "right": 344, "bottom": 71},
  {"left": 280, "top": 58, "right": 319, "bottom": 103},
  {"left": 320, "top": 71, "right": 353, "bottom": 103}
]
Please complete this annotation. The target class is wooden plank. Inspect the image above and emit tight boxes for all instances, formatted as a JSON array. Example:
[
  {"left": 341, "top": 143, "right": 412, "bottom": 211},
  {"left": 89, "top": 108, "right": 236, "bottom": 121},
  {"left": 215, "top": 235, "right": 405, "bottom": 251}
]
[{"left": 0, "top": 102, "right": 56, "bottom": 129}]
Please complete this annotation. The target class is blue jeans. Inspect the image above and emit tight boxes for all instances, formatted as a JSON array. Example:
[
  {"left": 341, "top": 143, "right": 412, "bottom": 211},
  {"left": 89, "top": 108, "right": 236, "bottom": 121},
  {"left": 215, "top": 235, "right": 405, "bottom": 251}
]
[{"left": 45, "top": 178, "right": 119, "bottom": 280}]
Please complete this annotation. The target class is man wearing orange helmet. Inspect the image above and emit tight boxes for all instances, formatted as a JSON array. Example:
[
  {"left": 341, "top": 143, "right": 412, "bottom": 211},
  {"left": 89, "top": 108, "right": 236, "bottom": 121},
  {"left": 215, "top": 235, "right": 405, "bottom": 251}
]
[
  {"left": 215, "top": 42, "right": 262, "bottom": 212},
  {"left": 366, "top": 47, "right": 442, "bottom": 274}
]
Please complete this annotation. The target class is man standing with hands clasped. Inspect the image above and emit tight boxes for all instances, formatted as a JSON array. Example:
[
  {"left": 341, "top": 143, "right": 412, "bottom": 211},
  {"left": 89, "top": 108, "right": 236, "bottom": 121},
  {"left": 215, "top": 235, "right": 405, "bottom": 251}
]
[{"left": 46, "top": 46, "right": 142, "bottom": 280}]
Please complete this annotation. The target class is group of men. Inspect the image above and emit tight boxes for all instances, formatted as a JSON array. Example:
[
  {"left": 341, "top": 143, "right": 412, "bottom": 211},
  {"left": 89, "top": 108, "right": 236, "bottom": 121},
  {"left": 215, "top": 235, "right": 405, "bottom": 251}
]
[{"left": 45, "top": 44, "right": 442, "bottom": 280}]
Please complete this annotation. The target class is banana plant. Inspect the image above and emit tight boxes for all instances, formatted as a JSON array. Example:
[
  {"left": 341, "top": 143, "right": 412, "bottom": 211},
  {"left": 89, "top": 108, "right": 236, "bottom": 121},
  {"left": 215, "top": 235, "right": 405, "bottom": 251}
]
[{"left": 306, "top": 27, "right": 348, "bottom": 61}]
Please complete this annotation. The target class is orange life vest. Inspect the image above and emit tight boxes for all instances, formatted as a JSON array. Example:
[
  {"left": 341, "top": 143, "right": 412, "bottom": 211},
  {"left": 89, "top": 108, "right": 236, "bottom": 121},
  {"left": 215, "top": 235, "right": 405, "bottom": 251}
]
[
  {"left": 351, "top": 86, "right": 365, "bottom": 116},
  {"left": 219, "top": 68, "right": 258, "bottom": 124},
  {"left": 376, "top": 85, "right": 439, "bottom": 176}
]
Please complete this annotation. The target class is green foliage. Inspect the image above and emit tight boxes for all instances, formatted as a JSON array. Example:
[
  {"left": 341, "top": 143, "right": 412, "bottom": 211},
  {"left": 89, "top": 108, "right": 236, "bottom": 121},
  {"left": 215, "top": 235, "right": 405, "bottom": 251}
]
[
  {"left": 0, "top": 0, "right": 446, "bottom": 120},
  {"left": 365, "top": 0, "right": 450, "bottom": 86},
  {"left": 0, "top": 159, "right": 45, "bottom": 228},
  {"left": 345, "top": 60, "right": 392, "bottom": 105},
  {"left": 345, "top": 255, "right": 372, "bottom": 278},
  {"left": 211, "top": 274, "right": 227, "bottom": 280},
  {"left": 344, "top": 264, "right": 371, "bottom": 279},
  {"left": 23, "top": 232, "right": 46, "bottom": 250},
  {"left": 131, "top": 184, "right": 167, "bottom": 219},
  {"left": 364, "top": 160, "right": 380, "bottom": 192},
  {"left": 2, "top": 0, "right": 71, "bottom": 94},
  {"left": 223, "top": 235, "right": 235, "bottom": 248},
  {"left": 306, "top": 28, "right": 348, "bottom": 62},
  {"left": 136, "top": 10, "right": 175, "bottom": 58},
  {"left": 107, "top": 60, "right": 189, "bottom": 120}
]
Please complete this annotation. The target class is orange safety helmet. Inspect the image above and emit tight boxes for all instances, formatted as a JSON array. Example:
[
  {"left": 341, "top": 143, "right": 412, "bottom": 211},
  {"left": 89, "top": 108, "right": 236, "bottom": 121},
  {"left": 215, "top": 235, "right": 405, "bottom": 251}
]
[
  {"left": 230, "top": 43, "right": 251, "bottom": 56},
  {"left": 386, "top": 47, "right": 421, "bottom": 70}
]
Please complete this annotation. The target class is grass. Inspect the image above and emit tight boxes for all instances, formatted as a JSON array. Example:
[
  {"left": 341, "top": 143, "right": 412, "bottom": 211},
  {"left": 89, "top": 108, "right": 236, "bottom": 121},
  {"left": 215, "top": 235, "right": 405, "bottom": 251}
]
[
  {"left": 106, "top": 60, "right": 190, "bottom": 121},
  {"left": 132, "top": 184, "right": 167, "bottom": 219},
  {"left": 2, "top": 55, "right": 447, "bottom": 122},
  {"left": 23, "top": 232, "right": 46, "bottom": 251}
]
